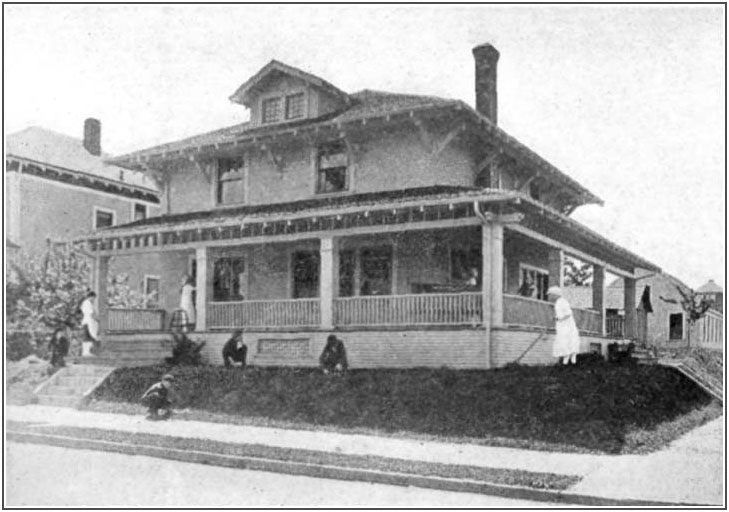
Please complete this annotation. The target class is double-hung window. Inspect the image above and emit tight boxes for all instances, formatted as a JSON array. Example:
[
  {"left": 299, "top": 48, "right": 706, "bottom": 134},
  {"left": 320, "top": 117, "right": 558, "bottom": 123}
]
[
  {"left": 285, "top": 93, "right": 305, "bottom": 120},
  {"left": 217, "top": 158, "right": 246, "bottom": 205},
  {"left": 316, "top": 141, "right": 348, "bottom": 194},
  {"left": 519, "top": 264, "right": 549, "bottom": 301},
  {"left": 262, "top": 93, "right": 305, "bottom": 124},
  {"left": 262, "top": 97, "right": 282, "bottom": 124}
]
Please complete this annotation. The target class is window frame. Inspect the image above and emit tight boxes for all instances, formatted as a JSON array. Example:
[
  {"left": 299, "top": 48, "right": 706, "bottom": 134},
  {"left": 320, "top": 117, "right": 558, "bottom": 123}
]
[
  {"left": 668, "top": 312, "right": 684, "bottom": 340},
  {"left": 92, "top": 206, "right": 116, "bottom": 230},
  {"left": 315, "top": 141, "right": 350, "bottom": 195},
  {"left": 212, "top": 255, "right": 248, "bottom": 302},
  {"left": 518, "top": 263, "right": 550, "bottom": 301},
  {"left": 131, "top": 202, "right": 148, "bottom": 222},
  {"left": 215, "top": 157, "right": 247, "bottom": 206},
  {"left": 285, "top": 92, "right": 306, "bottom": 120},
  {"left": 143, "top": 275, "right": 161, "bottom": 309},
  {"left": 261, "top": 96, "right": 283, "bottom": 124}
]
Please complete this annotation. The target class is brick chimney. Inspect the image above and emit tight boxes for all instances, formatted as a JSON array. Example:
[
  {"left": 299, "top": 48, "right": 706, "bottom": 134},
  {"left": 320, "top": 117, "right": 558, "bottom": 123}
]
[
  {"left": 472, "top": 43, "right": 500, "bottom": 124},
  {"left": 83, "top": 118, "right": 101, "bottom": 156}
]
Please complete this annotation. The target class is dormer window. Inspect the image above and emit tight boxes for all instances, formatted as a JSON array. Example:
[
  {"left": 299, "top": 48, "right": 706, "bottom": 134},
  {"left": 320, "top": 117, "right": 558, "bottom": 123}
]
[
  {"left": 261, "top": 92, "right": 306, "bottom": 124},
  {"left": 262, "top": 98, "right": 283, "bottom": 124},
  {"left": 316, "top": 141, "right": 348, "bottom": 194},
  {"left": 285, "top": 93, "right": 305, "bottom": 120}
]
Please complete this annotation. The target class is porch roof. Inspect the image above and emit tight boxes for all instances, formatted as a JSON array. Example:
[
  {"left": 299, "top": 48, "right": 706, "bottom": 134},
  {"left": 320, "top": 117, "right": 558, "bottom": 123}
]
[{"left": 83, "top": 185, "right": 659, "bottom": 274}]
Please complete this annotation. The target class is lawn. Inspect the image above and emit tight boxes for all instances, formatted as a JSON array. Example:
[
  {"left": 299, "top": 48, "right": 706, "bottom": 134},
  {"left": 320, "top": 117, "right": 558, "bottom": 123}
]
[{"left": 87, "top": 359, "right": 721, "bottom": 454}]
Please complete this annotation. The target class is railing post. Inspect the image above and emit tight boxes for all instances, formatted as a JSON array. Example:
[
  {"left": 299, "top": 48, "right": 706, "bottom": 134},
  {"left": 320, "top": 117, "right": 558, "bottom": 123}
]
[
  {"left": 195, "top": 246, "right": 208, "bottom": 331},
  {"left": 96, "top": 255, "right": 110, "bottom": 342},
  {"left": 320, "top": 236, "right": 338, "bottom": 329},
  {"left": 623, "top": 276, "right": 637, "bottom": 340},
  {"left": 490, "top": 223, "right": 504, "bottom": 327},
  {"left": 592, "top": 265, "right": 605, "bottom": 336}
]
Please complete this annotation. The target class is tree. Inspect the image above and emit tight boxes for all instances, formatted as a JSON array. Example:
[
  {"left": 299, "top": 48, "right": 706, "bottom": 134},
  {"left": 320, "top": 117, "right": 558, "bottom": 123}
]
[
  {"left": 563, "top": 258, "right": 593, "bottom": 287},
  {"left": 675, "top": 286, "right": 713, "bottom": 347},
  {"left": 108, "top": 273, "right": 153, "bottom": 309}
]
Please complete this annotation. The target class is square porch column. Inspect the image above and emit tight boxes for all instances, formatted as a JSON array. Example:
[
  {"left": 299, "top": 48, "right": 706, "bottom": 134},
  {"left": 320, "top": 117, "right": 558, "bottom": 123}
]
[
  {"left": 195, "top": 246, "right": 209, "bottom": 331},
  {"left": 592, "top": 265, "right": 605, "bottom": 335},
  {"left": 320, "top": 236, "right": 339, "bottom": 329},
  {"left": 481, "top": 224, "right": 492, "bottom": 331},
  {"left": 490, "top": 223, "right": 504, "bottom": 327},
  {"left": 548, "top": 249, "right": 564, "bottom": 289},
  {"left": 95, "top": 255, "right": 110, "bottom": 341},
  {"left": 624, "top": 276, "right": 637, "bottom": 339}
]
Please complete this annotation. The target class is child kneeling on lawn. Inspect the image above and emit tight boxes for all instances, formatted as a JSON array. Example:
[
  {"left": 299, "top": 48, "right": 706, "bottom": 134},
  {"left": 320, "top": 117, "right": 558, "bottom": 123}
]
[{"left": 141, "top": 374, "right": 175, "bottom": 420}]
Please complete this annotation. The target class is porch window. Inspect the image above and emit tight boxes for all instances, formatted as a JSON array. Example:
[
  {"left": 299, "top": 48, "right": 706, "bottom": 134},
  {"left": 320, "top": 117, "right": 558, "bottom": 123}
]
[
  {"left": 213, "top": 257, "right": 247, "bottom": 301},
  {"left": 360, "top": 246, "right": 392, "bottom": 296},
  {"left": 217, "top": 158, "right": 246, "bottom": 205},
  {"left": 519, "top": 264, "right": 549, "bottom": 301},
  {"left": 143, "top": 275, "right": 160, "bottom": 308},
  {"left": 285, "top": 93, "right": 305, "bottom": 120},
  {"left": 316, "top": 141, "right": 348, "bottom": 194},
  {"left": 339, "top": 249, "right": 356, "bottom": 297},
  {"left": 450, "top": 247, "right": 481, "bottom": 287},
  {"left": 292, "top": 251, "right": 320, "bottom": 299},
  {"left": 669, "top": 313, "right": 683, "bottom": 340},
  {"left": 262, "top": 97, "right": 282, "bottom": 124}
]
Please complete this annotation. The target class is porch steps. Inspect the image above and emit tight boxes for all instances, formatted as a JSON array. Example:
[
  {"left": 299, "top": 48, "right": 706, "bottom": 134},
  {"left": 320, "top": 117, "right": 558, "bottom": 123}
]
[
  {"left": 73, "top": 333, "right": 173, "bottom": 368},
  {"left": 34, "top": 364, "right": 114, "bottom": 408},
  {"left": 631, "top": 348, "right": 659, "bottom": 365},
  {"left": 657, "top": 357, "right": 723, "bottom": 403}
]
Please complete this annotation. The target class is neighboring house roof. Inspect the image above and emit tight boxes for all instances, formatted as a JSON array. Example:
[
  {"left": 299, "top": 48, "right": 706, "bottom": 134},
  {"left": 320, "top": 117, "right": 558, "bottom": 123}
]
[
  {"left": 697, "top": 280, "right": 723, "bottom": 294},
  {"left": 229, "top": 59, "right": 351, "bottom": 106},
  {"left": 6, "top": 127, "right": 158, "bottom": 193}
]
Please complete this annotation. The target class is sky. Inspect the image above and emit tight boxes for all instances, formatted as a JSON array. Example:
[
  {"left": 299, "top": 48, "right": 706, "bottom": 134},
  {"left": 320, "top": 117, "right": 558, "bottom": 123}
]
[{"left": 4, "top": 5, "right": 725, "bottom": 289}]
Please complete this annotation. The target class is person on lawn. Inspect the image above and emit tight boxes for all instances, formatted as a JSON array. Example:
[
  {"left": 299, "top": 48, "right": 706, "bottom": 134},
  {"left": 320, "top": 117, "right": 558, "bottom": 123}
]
[
  {"left": 319, "top": 334, "right": 348, "bottom": 374},
  {"left": 222, "top": 329, "right": 247, "bottom": 369},
  {"left": 548, "top": 286, "right": 581, "bottom": 365},
  {"left": 48, "top": 322, "right": 72, "bottom": 370},
  {"left": 140, "top": 374, "right": 175, "bottom": 420}
]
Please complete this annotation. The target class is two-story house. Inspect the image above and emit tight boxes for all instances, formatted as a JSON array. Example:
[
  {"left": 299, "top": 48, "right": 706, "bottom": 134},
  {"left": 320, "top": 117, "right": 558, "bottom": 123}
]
[{"left": 82, "top": 43, "right": 662, "bottom": 368}]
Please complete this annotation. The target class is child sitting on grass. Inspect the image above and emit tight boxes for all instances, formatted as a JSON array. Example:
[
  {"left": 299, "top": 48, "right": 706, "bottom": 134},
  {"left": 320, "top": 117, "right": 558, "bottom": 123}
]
[{"left": 140, "top": 374, "right": 175, "bottom": 421}]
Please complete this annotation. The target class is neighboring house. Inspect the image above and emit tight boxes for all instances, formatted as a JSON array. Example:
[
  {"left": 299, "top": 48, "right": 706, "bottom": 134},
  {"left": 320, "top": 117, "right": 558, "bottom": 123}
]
[
  {"left": 78, "top": 43, "right": 664, "bottom": 368},
  {"left": 5, "top": 120, "right": 161, "bottom": 301},
  {"left": 696, "top": 279, "right": 723, "bottom": 314}
]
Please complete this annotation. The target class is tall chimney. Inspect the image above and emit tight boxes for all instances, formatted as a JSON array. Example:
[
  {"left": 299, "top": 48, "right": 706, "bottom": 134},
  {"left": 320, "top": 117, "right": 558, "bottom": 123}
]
[
  {"left": 472, "top": 43, "right": 500, "bottom": 124},
  {"left": 83, "top": 118, "right": 101, "bottom": 156}
]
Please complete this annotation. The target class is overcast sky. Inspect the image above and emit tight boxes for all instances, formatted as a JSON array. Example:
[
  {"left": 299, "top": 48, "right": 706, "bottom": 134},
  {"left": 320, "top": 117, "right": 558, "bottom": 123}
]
[{"left": 4, "top": 5, "right": 725, "bottom": 288}]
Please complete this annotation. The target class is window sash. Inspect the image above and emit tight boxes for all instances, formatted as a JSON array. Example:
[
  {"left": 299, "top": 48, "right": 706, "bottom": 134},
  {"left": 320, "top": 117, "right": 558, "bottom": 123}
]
[
  {"left": 285, "top": 93, "right": 305, "bottom": 120},
  {"left": 262, "top": 97, "right": 282, "bottom": 123}
]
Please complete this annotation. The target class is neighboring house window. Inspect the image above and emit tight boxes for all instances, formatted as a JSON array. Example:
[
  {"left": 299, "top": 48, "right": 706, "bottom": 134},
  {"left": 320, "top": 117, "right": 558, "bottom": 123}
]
[
  {"left": 360, "top": 246, "right": 392, "bottom": 296},
  {"left": 285, "top": 93, "right": 305, "bottom": 120},
  {"left": 133, "top": 203, "right": 147, "bottom": 221},
  {"left": 262, "top": 97, "right": 282, "bottom": 124},
  {"left": 519, "top": 264, "right": 549, "bottom": 301},
  {"left": 93, "top": 207, "right": 115, "bottom": 229},
  {"left": 669, "top": 313, "right": 684, "bottom": 340},
  {"left": 213, "top": 257, "right": 247, "bottom": 301},
  {"left": 143, "top": 276, "right": 160, "bottom": 308},
  {"left": 316, "top": 141, "right": 348, "bottom": 194},
  {"left": 217, "top": 157, "right": 246, "bottom": 205}
]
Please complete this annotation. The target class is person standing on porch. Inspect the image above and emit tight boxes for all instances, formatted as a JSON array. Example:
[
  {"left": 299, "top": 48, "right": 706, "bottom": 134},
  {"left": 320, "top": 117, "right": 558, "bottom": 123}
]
[
  {"left": 548, "top": 286, "right": 580, "bottom": 365},
  {"left": 80, "top": 291, "right": 99, "bottom": 357},
  {"left": 179, "top": 275, "right": 196, "bottom": 331}
]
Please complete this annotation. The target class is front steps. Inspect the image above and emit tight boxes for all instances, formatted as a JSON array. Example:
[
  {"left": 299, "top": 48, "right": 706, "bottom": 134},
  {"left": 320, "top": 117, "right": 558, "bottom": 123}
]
[
  {"left": 34, "top": 364, "right": 114, "bottom": 408},
  {"left": 74, "top": 332, "right": 173, "bottom": 368}
]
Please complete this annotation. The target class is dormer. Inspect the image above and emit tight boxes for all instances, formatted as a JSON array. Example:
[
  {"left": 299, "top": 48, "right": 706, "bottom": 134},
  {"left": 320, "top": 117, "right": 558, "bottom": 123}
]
[{"left": 229, "top": 60, "right": 351, "bottom": 127}]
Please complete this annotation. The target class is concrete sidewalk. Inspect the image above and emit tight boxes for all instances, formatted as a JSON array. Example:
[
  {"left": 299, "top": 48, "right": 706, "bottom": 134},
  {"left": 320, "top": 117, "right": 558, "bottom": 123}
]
[{"left": 5, "top": 405, "right": 725, "bottom": 505}]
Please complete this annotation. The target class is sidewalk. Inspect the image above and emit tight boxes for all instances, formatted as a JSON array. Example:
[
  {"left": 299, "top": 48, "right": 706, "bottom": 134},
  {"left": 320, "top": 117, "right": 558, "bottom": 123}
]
[{"left": 5, "top": 405, "right": 724, "bottom": 506}]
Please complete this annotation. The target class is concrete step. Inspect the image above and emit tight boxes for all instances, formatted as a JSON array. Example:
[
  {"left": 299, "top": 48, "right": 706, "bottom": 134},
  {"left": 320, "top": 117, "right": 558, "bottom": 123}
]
[{"left": 36, "top": 395, "right": 81, "bottom": 408}]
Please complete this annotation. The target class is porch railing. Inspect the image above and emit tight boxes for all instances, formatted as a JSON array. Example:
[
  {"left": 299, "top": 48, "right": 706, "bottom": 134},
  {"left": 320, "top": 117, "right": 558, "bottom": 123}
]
[
  {"left": 503, "top": 294, "right": 553, "bottom": 328},
  {"left": 208, "top": 299, "right": 321, "bottom": 328},
  {"left": 334, "top": 293, "right": 482, "bottom": 326},
  {"left": 572, "top": 308, "right": 601, "bottom": 334},
  {"left": 605, "top": 316, "right": 625, "bottom": 338},
  {"left": 108, "top": 308, "right": 166, "bottom": 332}
]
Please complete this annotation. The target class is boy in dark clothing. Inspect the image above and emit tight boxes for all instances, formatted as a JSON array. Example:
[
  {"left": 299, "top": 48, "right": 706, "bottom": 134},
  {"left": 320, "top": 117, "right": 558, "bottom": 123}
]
[
  {"left": 222, "top": 329, "right": 247, "bottom": 368},
  {"left": 140, "top": 374, "right": 175, "bottom": 420},
  {"left": 319, "top": 334, "right": 348, "bottom": 374},
  {"left": 48, "top": 324, "right": 71, "bottom": 369}
]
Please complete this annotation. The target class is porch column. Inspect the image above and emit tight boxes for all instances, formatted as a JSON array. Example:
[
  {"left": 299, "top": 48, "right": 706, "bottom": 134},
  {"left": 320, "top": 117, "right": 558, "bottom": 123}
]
[
  {"left": 592, "top": 265, "right": 605, "bottom": 335},
  {"left": 624, "top": 277, "right": 637, "bottom": 339},
  {"left": 548, "top": 249, "right": 564, "bottom": 289},
  {"left": 95, "top": 255, "right": 110, "bottom": 340},
  {"left": 481, "top": 224, "right": 492, "bottom": 330},
  {"left": 195, "top": 246, "right": 208, "bottom": 331},
  {"left": 320, "top": 236, "right": 339, "bottom": 329},
  {"left": 490, "top": 223, "right": 504, "bottom": 326}
]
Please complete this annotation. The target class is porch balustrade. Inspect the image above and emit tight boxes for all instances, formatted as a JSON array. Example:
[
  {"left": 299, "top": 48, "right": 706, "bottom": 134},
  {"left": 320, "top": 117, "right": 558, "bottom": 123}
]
[
  {"left": 207, "top": 299, "right": 321, "bottom": 328},
  {"left": 503, "top": 294, "right": 602, "bottom": 334},
  {"left": 108, "top": 308, "right": 166, "bottom": 332},
  {"left": 334, "top": 293, "right": 483, "bottom": 326},
  {"left": 572, "top": 308, "right": 601, "bottom": 334},
  {"left": 605, "top": 316, "right": 625, "bottom": 338}
]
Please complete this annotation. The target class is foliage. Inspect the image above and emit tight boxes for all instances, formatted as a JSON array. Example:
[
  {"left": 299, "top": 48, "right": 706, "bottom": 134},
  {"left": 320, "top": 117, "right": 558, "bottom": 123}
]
[
  {"left": 6, "top": 331, "right": 37, "bottom": 361},
  {"left": 675, "top": 285, "right": 714, "bottom": 346},
  {"left": 91, "top": 364, "right": 715, "bottom": 454},
  {"left": 563, "top": 257, "right": 593, "bottom": 286},
  {"left": 107, "top": 273, "right": 153, "bottom": 309},
  {"left": 163, "top": 333, "right": 206, "bottom": 366}
]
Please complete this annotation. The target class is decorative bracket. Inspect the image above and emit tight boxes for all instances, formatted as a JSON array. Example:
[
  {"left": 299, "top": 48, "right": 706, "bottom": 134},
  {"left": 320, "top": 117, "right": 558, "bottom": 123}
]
[
  {"left": 190, "top": 155, "right": 215, "bottom": 184},
  {"left": 261, "top": 144, "right": 285, "bottom": 177},
  {"left": 412, "top": 118, "right": 466, "bottom": 156}
]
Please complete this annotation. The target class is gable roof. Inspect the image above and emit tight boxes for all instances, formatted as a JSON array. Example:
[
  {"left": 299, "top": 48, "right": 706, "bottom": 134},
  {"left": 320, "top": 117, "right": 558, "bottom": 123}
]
[
  {"left": 6, "top": 127, "right": 158, "bottom": 192},
  {"left": 229, "top": 59, "right": 350, "bottom": 107}
]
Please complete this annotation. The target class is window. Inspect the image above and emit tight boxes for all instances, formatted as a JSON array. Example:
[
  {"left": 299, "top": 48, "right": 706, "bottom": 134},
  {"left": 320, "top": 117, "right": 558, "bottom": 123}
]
[
  {"left": 133, "top": 203, "right": 147, "bottom": 221},
  {"left": 292, "top": 251, "right": 320, "bottom": 299},
  {"left": 213, "top": 257, "right": 247, "bottom": 301},
  {"left": 93, "top": 207, "right": 115, "bottom": 229},
  {"left": 143, "top": 276, "right": 160, "bottom": 308},
  {"left": 519, "top": 264, "right": 549, "bottom": 301},
  {"left": 217, "top": 158, "right": 246, "bottom": 205},
  {"left": 285, "top": 93, "right": 305, "bottom": 120},
  {"left": 450, "top": 246, "right": 482, "bottom": 285},
  {"left": 316, "top": 141, "right": 348, "bottom": 194},
  {"left": 669, "top": 313, "right": 684, "bottom": 340},
  {"left": 262, "top": 97, "right": 282, "bottom": 124},
  {"left": 360, "top": 246, "right": 392, "bottom": 296},
  {"left": 339, "top": 249, "right": 356, "bottom": 297}
]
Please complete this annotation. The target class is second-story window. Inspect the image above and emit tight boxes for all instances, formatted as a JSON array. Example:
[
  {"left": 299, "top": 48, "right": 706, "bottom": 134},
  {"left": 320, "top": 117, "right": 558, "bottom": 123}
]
[
  {"left": 133, "top": 203, "right": 147, "bottom": 221},
  {"left": 285, "top": 93, "right": 305, "bottom": 120},
  {"left": 316, "top": 141, "right": 348, "bottom": 194},
  {"left": 217, "top": 157, "right": 246, "bottom": 205},
  {"left": 262, "top": 97, "right": 282, "bottom": 124}
]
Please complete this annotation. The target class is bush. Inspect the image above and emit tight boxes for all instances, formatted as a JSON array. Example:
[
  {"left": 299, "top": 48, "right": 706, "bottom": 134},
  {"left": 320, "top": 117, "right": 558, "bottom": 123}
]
[{"left": 5, "top": 331, "right": 51, "bottom": 361}]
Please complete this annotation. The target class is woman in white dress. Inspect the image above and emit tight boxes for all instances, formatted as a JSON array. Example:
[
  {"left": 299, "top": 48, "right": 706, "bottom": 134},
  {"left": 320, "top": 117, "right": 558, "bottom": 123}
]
[
  {"left": 179, "top": 275, "right": 196, "bottom": 331},
  {"left": 548, "top": 286, "right": 581, "bottom": 365},
  {"left": 80, "top": 291, "right": 99, "bottom": 357}
]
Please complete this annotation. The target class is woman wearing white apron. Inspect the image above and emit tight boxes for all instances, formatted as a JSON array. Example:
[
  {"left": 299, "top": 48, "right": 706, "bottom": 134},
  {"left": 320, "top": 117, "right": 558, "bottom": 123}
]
[
  {"left": 548, "top": 286, "right": 581, "bottom": 365},
  {"left": 179, "top": 275, "right": 196, "bottom": 331},
  {"left": 80, "top": 291, "right": 100, "bottom": 357}
]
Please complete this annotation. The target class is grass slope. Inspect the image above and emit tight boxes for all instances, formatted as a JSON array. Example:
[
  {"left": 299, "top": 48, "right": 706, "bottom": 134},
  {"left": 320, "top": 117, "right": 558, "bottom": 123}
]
[{"left": 89, "top": 361, "right": 719, "bottom": 454}]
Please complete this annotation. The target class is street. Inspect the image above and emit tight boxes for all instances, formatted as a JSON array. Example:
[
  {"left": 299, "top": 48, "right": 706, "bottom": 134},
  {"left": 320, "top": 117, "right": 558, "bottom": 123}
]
[{"left": 6, "top": 442, "right": 562, "bottom": 507}]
